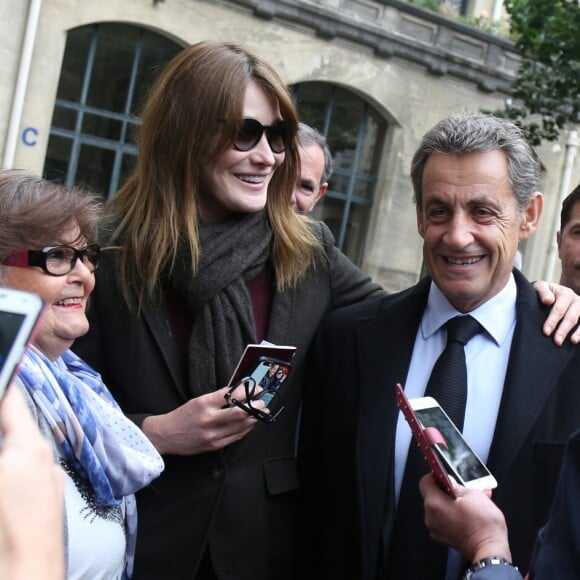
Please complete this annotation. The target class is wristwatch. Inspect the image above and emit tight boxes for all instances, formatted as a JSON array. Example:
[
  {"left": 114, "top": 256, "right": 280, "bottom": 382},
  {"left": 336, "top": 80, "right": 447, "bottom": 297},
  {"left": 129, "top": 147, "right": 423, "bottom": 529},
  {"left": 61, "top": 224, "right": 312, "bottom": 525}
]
[{"left": 463, "top": 556, "right": 519, "bottom": 579}]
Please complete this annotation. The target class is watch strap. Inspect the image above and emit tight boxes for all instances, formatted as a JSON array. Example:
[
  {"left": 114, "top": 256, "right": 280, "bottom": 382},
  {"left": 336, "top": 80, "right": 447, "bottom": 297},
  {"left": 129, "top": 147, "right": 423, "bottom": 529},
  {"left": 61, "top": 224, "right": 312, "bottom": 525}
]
[{"left": 463, "top": 556, "right": 520, "bottom": 580}]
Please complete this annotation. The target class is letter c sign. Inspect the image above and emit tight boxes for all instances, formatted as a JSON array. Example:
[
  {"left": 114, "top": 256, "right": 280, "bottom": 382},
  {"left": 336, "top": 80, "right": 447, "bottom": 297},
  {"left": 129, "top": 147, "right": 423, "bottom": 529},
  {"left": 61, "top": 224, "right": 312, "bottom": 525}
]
[{"left": 22, "top": 127, "right": 39, "bottom": 147}]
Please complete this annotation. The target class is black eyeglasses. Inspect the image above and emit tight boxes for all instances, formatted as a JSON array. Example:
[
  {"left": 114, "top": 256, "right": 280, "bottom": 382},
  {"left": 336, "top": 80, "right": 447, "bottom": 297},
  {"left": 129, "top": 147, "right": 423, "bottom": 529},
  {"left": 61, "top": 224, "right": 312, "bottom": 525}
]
[
  {"left": 233, "top": 118, "right": 287, "bottom": 154},
  {"left": 3, "top": 244, "right": 101, "bottom": 276},
  {"left": 224, "top": 376, "right": 285, "bottom": 423}
]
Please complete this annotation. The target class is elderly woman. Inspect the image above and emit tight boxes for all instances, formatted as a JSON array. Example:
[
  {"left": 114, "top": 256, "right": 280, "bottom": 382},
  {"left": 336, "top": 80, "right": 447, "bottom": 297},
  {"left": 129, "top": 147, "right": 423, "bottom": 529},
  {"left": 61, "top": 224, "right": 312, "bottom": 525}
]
[{"left": 0, "top": 169, "right": 164, "bottom": 579}]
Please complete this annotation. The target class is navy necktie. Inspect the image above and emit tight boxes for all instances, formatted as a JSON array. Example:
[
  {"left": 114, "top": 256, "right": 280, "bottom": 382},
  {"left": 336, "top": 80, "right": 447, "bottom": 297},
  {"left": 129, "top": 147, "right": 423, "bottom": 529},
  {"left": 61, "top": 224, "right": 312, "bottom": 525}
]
[
  {"left": 385, "top": 315, "right": 482, "bottom": 579},
  {"left": 425, "top": 315, "right": 482, "bottom": 431}
]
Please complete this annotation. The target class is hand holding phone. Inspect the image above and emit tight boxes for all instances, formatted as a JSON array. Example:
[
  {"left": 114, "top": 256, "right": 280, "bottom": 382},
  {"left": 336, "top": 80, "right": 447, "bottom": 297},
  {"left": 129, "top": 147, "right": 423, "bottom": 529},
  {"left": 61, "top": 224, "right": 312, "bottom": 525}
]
[
  {"left": 0, "top": 289, "right": 45, "bottom": 401},
  {"left": 396, "top": 383, "right": 497, "bottom": 496}
]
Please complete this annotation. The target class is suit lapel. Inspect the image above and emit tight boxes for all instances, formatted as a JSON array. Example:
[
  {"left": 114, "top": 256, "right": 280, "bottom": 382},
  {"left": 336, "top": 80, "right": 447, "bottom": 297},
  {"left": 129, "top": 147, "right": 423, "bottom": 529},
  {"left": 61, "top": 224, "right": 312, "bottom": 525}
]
[
  {"left": 355, "top": 279, "right": 429, "bottom": 576},
  {"left": 488, "top": 272, "right": 576, "bottom": 482},
  {"left": 265, "top": 287, "right": 295, "bottom": 346},
  {"left": 141, "top": 300, "right": 189, "bottom": 399}
]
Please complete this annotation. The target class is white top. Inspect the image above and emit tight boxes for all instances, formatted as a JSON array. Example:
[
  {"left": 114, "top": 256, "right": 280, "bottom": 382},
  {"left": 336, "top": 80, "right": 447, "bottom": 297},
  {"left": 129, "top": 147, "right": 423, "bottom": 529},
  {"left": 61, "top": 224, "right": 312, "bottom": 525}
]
[
  {"left": 18, "top": 386, "right": 128, "bottom": 580},
  {"left": 61, "top": 457, "right": 126, "bottom": 580}
]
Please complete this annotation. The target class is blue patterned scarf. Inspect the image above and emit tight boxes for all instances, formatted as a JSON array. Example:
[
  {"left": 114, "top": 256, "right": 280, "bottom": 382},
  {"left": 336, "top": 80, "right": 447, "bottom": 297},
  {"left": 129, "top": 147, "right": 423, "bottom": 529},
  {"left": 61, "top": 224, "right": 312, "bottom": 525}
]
[{"left": 17, "top": 346, "right": 164, "bottom": 578}]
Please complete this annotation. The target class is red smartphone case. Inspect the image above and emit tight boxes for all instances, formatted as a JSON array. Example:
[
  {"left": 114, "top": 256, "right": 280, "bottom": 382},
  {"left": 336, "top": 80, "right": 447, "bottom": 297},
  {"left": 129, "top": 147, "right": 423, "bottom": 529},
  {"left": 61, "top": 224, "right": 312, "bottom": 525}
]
[{"left": 395, "top": 382, "right": 456, "bottom": 498}]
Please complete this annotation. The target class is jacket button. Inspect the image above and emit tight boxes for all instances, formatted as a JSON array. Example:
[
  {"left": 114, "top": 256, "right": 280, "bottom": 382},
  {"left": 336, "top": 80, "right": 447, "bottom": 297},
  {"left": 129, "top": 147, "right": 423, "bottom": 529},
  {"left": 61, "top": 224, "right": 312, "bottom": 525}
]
[{"left": 211, "top": 467, "right": 225, "bottom": 481}]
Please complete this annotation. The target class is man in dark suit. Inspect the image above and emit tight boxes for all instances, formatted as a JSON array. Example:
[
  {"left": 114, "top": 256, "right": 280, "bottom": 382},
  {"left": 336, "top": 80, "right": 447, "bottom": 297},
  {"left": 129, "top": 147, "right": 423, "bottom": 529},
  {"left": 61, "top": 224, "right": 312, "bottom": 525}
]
[{"left": 297, "top": 112, "right": 580, "bottom": 580}]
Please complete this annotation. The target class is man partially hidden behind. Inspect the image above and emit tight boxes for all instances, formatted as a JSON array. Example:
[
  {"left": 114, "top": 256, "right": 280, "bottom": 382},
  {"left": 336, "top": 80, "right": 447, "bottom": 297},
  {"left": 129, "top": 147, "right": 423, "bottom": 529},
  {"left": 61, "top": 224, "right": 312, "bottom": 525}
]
[
  {"left": 291, "top": 123, "right": 332, "bottom": 214},
  {"left": 298, "top": 112, "right": 580, "bottom": 580},
  {"left": 557, "top": 184, "right": 580, "bottom": 294}
]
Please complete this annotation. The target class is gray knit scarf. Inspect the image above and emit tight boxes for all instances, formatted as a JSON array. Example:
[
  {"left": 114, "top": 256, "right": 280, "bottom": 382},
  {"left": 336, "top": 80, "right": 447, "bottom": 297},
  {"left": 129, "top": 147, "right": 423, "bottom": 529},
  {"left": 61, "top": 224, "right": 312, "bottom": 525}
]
[{"left": 168, "top": 210, "right": 273, "bottom": 396}]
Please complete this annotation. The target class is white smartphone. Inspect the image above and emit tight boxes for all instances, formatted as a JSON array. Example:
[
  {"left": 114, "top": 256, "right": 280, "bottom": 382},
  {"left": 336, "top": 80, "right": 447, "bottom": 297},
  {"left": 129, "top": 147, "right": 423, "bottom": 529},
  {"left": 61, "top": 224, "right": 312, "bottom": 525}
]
[
  {"left": 0, "top": 288, "right": 45, "bottom": 399},
  {"left": 408, "top": 395, "right": 497, "bottom": 490}
]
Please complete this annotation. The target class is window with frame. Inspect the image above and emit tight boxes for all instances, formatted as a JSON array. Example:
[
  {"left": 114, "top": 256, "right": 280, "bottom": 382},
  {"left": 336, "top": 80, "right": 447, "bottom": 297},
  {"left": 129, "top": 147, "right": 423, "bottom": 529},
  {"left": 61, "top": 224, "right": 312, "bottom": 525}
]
[
  {"left": 292, "top": 82, "right": 387, "bottom": 265},
  {"left": 43, "top": 23, "right": 182, "bottom": 198}
]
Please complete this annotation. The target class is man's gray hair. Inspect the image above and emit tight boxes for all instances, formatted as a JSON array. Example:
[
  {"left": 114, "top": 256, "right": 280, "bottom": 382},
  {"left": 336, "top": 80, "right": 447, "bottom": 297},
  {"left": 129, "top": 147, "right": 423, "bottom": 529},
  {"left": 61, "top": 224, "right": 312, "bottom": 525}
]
[
  {"left": 297, "top": 123, "right": 334, "bottom": 184},
  {"left": 411, "top": 112, "right": 541, "bottom": 211}
]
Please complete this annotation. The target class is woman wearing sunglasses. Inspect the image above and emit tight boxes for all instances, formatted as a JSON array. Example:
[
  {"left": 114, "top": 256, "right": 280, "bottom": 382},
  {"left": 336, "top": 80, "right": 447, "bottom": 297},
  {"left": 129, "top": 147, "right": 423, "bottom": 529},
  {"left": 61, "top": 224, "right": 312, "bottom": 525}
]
[
  {"left": 72, "top": 41, "right": 580, "bottom": 580},
  {"left": 70, "top": 40, "right": 381, "bottom": 580},
  {"left": 0, "top": 169, "right": 164, "bottom": 579}
]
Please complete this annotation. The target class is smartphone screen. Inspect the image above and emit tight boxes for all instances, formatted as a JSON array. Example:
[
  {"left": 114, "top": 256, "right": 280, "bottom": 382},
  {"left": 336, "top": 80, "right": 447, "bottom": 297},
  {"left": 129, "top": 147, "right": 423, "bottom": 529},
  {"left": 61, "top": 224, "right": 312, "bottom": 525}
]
[
  {"left": 0, "top": 289, "right": 44, "bottom": 399},
  {"left": 249, "top": 357, "right": 291, "bottom": 407},
  {"left": 413, "top": 404, "right": 497, "bottom": 489},
  {"left": 0, "top": 312, "right": 26, "bottom": 371}
]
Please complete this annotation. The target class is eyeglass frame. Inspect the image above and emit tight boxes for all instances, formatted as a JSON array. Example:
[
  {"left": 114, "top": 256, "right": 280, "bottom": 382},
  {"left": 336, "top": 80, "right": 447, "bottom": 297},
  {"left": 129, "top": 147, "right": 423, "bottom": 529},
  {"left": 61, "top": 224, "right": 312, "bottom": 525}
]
[
  {"left": 2, "top": 244, "right": 101, "bottom": 277},
  {"left": 233, "top": 118, "right": 288, "bottom": 154},
  {"left": 223, "top": 376, "right": 285, "bottom": 423}
]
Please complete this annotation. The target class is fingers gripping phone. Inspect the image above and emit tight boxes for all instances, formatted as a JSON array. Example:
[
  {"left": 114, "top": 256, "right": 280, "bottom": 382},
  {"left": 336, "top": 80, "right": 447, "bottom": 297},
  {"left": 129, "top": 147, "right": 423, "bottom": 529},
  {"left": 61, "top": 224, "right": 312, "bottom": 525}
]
[
  {"left": 396, "top": 383, "right": 497, "bottom": 495},
  {"left": 0, "top": 289, "right": 45, "bottom": 400}
]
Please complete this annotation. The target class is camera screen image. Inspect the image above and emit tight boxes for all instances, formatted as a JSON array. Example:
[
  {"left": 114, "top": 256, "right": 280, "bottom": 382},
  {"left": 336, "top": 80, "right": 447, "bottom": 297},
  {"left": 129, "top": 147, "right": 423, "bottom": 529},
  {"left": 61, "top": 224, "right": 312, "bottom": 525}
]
[
  {"left": 0, "top": 311, "right": 26, "bottom": 374},
  {"left": 251, "top": 359, "right": 290, "bottom": 407},
  {"left": 414, "top": 406, "right": 490, "bottom": 483}
]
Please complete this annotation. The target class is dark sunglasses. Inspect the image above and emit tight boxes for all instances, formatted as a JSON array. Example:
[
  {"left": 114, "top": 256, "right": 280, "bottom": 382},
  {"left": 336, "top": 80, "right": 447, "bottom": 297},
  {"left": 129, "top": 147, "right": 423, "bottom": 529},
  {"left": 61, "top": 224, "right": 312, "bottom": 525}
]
[
  {"left": 3, "top": 244, "right": 101, "bottom": 277},
  {"left": 233, "top": 118, "right": 287, "bottom": 154}
]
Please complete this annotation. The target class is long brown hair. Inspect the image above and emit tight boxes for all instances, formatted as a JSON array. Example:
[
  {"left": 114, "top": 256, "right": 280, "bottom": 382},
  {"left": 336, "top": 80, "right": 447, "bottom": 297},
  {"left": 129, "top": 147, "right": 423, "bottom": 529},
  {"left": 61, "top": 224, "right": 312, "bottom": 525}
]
[{"left": 109, "top": 41, "right": 321, "bottom": 308}]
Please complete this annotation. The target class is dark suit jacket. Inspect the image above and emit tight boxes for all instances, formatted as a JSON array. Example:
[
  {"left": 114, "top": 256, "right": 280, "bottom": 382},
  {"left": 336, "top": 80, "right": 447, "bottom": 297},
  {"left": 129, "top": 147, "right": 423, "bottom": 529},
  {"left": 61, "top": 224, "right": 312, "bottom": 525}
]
[
  {"left": 73, "top": 222, "right": 384, "bottom": 580},
  {"left": 298, "top": 270, "right": 580, "bottom": 580},
  {"left": 527, "top": 427, "right": 580, "bottom": 579},
  {"left": 444, "top": 428, "right": 580, "bottom": 580}
]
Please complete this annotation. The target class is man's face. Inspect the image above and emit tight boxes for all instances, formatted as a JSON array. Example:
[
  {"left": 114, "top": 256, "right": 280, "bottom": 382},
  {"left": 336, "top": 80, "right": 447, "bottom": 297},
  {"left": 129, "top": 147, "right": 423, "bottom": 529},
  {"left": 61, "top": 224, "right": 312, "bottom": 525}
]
[
  {"left": 291, "top": 143, "right": 328, "bottom": 213},
  {"left": 557, "top": 200, "right": 580, "bottom": 294},
  {"left": 417, "top": 150, "right": 542, "bottom": 313}
]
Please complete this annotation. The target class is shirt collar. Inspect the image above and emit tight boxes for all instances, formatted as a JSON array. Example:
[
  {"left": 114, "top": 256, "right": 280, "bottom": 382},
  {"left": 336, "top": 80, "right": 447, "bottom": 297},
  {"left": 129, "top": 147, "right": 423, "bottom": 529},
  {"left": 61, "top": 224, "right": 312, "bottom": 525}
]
[{"left": 422, "top": 275, "right": 517, "bottom": 346}]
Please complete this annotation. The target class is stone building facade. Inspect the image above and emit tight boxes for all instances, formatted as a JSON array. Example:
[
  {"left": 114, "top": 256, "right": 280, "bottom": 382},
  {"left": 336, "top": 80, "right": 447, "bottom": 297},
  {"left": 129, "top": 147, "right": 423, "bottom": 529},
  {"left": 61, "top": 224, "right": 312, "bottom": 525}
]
[{"left": 1, "top": 0, "right": 578, "bottom": 290}]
